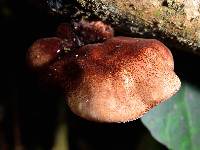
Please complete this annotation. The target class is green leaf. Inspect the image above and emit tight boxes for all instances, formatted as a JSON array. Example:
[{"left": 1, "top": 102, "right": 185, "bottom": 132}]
[{"left": 141, "top": 82, "right": 200, "bottom": 150}]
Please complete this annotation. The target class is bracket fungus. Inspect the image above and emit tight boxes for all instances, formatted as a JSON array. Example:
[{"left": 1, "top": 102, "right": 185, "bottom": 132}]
[{"left": 27, "top": 20, "right": 181, "bottom": 123}]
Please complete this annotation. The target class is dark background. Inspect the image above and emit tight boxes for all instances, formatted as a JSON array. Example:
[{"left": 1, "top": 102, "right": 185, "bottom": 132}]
[{"left": 1, "top": 0, "right": 199, "bottom": 149}]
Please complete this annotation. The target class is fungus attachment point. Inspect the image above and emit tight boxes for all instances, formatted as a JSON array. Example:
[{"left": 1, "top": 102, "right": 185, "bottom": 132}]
[
  {"left": 27, "top": 20, "right": 181, "bottom": 123},
  {"left": 73, "top": 19, "right": 114, "bottom": 44}
]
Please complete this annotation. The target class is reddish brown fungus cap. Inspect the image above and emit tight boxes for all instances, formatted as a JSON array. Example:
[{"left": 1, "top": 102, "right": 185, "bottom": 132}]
[
  {"left": 67, "top": 37, "right": 181, "bottom": 122},
  {"left": 27, "top": 37, "right": 62, "bottom": 70},
  {"left": 27, "top": 21, "right": 180, "bottom": 123},
  {"left": 27, "top": 37, "right": 74, "bottom": 70}
]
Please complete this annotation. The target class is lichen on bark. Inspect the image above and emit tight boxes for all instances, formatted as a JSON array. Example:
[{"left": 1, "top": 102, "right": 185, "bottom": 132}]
[
  {"left": 76, "top": 0, "right": 200, "bottom": 54},
  {"left": 48, "top": 0, "right": 200, "bottom": 55}
]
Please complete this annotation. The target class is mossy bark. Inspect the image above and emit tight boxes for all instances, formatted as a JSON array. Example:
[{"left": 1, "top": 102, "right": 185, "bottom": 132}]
[{"left": 72, "top": 0, "right": 200, "bottom": 55}]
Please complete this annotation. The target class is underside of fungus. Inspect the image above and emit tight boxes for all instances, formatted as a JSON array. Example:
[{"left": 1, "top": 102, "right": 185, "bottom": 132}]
[{"left": 27, "top": 20, "right": 181, "bottom": 123}]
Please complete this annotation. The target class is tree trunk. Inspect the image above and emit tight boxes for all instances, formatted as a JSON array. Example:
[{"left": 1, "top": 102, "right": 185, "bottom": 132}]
[{"left": 56, "top": 0, "right": 200, "bottom": 55}]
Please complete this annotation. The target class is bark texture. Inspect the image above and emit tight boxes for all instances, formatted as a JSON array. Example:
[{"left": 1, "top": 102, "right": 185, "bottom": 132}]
[{"left": 71, "top": 0, "right": 200, "bottom": 55}]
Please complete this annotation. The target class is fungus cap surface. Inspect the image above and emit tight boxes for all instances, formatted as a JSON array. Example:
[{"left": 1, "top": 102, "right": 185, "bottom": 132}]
[{"left": 67, "top": 37, "right": 181, "bottom": 122}]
